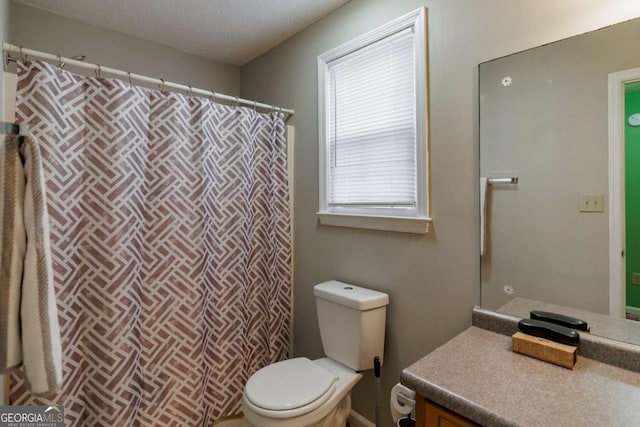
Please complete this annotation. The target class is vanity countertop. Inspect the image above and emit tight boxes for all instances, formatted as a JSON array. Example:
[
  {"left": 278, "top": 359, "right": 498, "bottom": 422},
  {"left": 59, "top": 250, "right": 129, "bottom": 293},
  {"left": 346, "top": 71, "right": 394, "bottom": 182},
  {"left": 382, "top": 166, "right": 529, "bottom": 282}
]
[{"left": 401, "top": 326, "right": 640, "bottom": 427}]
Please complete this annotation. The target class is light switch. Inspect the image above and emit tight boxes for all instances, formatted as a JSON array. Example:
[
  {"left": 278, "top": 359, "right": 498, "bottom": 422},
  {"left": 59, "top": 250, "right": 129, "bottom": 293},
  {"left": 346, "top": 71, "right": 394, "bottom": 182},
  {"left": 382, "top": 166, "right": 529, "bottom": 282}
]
[
  {"left": 633, "top": 273, "right": 640, "bottom": 286},
  {"left": 579, "top": 193, "right": 605, "bottom": 212}
]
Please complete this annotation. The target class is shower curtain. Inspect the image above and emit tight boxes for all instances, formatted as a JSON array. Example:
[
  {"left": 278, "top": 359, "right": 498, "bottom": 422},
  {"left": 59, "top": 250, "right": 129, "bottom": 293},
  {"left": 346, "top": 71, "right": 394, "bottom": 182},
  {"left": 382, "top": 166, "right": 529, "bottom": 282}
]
[{"left": 9, "top": 60, "right": 292, "bottom": 426}]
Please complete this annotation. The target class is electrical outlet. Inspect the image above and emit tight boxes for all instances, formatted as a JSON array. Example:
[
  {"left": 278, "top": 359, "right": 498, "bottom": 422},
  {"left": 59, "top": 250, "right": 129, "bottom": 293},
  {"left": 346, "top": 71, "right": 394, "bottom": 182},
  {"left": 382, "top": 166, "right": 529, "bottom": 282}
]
[
  {"left": 633, "top": 273, "right": 640, "bottom": 286},
  {"left": 579, "top": 193, "right": 605, "bottom": 212}
]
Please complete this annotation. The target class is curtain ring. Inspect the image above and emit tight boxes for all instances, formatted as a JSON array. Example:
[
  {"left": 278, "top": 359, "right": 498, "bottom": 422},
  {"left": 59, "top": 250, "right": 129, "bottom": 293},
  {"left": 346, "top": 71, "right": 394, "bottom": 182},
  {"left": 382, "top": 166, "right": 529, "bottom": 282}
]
[
  {"left": 127, "top": 71, "right": 132, "bottom": 87},
  {"left": 57, "top": 54, "right": 65, "bottom": 69},
  {"left": 253, "top": 100, "right": 258, "bottom": 111},
  {"left": 159, "top": 78, "right": 166, "bottom": 92},
  {"left": 19, "top": 46, "right": 26, "bottom": 62},
  {"left": 187, "top": 84, "right": 193, "bottom": 97},
  {"left": 234, "top": 96, "right": 239, "bottom": 108},
  {"left": 210, "top": 90, "right": 217, "bottom": 102},
  {"left": 95, "top": 64, "right": 102, "bottom": 78}
]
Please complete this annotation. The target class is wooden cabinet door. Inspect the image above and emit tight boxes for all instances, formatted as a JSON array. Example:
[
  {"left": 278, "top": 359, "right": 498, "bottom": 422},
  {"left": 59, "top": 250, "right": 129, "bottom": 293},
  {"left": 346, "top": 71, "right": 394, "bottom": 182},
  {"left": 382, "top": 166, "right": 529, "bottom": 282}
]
[{"left": 415, "top": 396, "right": 478, "bottom": 427}]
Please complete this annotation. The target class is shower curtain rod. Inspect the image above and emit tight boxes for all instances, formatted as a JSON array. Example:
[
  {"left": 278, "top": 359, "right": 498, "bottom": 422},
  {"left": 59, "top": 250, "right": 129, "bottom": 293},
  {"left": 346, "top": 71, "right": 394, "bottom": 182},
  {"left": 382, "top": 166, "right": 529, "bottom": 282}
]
[{"left": 2, "top": 42, "right": 295, "bottom": 117}]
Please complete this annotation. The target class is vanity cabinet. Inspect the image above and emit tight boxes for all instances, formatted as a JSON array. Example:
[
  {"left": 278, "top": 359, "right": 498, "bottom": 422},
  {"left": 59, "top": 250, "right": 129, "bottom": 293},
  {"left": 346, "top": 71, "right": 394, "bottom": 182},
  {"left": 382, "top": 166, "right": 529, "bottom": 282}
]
[{"left": 415, "top": 396, "right": 478, "bottom": 427}]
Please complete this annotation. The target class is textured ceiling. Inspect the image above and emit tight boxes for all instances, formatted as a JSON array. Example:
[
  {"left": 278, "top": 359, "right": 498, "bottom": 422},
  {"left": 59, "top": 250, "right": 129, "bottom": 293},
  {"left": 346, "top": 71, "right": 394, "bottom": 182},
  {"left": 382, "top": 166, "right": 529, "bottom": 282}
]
[{"left": 13, "top": 0, "right": 350, "bottom": 65}]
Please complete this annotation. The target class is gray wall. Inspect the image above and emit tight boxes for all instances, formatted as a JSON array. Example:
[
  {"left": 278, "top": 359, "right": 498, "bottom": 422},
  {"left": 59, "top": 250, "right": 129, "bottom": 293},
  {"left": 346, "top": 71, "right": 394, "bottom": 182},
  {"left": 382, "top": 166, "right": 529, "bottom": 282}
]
[
  {"left": 480, "top": 18, "right": 640, "bottom": 313},
  {"left": 240, "top": 0, "right": 640, "bottom": 423},
  {"left": 7, "top": 1, "right": 240, "bottom": 95},
  {"left": 0, "top": 0, "right": 7, "bottom": 51}
]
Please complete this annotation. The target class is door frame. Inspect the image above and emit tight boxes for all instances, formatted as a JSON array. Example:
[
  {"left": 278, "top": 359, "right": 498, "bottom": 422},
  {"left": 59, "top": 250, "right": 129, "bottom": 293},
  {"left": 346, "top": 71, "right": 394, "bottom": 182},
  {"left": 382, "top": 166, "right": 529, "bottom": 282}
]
[{"left": 608, "top": 67, "right": 640, "bottom": 318}]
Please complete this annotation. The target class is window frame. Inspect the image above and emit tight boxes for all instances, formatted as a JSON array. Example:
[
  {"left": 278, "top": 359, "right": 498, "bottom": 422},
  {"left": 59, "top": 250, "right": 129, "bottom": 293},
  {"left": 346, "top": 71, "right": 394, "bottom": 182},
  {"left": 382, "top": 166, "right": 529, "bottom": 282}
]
[{"left": 317, "top": 7, "right": 430, "bottom": 234}]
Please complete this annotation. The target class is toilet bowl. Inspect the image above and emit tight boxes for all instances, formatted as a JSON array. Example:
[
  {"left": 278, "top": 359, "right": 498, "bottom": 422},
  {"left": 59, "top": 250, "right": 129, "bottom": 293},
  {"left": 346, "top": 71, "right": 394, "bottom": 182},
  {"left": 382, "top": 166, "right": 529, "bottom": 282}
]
[
  {"left": 241, "top": 281, "right": 389, "bottom": 427},
  {"left": 243, "top": 357, "right": 361, "bottom": 427}
]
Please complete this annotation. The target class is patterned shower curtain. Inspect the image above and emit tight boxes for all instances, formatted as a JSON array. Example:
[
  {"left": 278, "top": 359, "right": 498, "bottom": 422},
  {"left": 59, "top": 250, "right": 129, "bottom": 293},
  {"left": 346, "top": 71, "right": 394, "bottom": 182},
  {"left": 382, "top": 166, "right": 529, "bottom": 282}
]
[{"left": 9, "top": 60, "right": 292, "bottom": 426}]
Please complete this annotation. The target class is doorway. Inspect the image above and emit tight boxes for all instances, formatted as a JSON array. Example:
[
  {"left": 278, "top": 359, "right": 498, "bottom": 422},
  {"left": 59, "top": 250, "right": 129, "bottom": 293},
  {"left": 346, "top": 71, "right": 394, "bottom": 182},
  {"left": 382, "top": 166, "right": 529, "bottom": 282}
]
[
  {"left": 625, "top": 82, "right": 640, "bottom": 319},
  {"left": 609, "top": 67, "right": 640, "bottom": 319}
]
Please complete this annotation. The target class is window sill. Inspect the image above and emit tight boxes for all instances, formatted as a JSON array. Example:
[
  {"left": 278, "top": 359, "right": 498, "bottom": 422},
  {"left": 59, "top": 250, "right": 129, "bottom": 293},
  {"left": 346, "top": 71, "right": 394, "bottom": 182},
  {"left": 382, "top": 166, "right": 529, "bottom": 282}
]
[{"left": 317, "top": 212, "right": 431, "bottom": 234}]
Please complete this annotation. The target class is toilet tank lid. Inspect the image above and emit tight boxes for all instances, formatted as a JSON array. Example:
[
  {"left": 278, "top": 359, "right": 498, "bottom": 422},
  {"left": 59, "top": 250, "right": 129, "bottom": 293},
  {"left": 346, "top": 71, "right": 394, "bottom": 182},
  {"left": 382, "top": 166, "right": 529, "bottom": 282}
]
[{"left": 314, "top": 281, "right": 389, "bottom": 310}]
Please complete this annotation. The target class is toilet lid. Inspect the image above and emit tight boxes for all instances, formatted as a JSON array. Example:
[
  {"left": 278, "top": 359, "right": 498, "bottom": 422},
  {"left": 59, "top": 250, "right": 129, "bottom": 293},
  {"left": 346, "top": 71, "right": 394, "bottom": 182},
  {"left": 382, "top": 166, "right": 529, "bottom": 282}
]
[{"left": 244, "top": 357, "right": 337, "bottom": 411}]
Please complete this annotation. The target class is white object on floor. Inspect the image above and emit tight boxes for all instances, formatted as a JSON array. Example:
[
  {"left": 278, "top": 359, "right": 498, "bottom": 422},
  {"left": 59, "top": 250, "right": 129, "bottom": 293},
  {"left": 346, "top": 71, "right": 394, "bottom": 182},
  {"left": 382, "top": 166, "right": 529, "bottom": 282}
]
[{"left": 390, "top": 383, "right": 415, "bottom": 423}]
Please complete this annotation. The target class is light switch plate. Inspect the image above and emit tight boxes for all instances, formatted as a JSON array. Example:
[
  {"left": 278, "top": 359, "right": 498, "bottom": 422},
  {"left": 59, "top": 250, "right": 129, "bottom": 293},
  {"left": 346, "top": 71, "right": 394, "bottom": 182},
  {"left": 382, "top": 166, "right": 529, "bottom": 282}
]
[
  {"left": 633, "top": 273, "right": 640, "bottom": 286},
  {"left": 579, "top": 193, "right": 605, "bottom": 212}
]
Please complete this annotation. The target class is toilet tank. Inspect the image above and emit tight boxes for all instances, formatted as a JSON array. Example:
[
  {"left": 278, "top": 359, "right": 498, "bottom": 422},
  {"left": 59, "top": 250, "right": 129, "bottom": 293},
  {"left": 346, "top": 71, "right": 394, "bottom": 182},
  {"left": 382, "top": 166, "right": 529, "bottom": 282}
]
[{"left": 314, "top": 281, "right": 389, "bottom": 371}]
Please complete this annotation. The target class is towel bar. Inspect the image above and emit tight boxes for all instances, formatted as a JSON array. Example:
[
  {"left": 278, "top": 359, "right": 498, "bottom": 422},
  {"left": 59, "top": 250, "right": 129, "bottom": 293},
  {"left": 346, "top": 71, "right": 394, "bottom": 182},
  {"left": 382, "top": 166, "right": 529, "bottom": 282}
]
[{"left": 488, "top": 177, "right": 518, "bottom": 185}]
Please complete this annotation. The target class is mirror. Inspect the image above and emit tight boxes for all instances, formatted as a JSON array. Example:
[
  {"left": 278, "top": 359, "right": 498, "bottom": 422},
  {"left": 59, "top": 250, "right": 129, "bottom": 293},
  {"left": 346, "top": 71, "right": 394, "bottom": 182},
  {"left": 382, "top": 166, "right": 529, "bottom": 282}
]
[{"left": 480, "top": 17, "right": 640, "bottom": 345}]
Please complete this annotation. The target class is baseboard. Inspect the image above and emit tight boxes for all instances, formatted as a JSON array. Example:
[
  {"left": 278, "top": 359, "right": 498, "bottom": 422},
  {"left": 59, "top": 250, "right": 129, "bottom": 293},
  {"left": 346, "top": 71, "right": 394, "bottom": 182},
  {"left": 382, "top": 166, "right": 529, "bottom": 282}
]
[
  {"left": 348, "top": 410, "right": 375, "bottom": 427},
  {"left": 626, "top": 305, "right": 640, "bottom": 319}
]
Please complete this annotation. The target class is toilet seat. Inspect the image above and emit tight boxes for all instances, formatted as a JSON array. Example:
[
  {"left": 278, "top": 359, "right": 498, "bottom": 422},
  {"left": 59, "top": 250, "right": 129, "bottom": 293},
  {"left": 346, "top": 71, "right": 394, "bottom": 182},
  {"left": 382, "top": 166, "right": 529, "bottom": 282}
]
[{"left": 244, "top": 357, "right": 337, "bottom": 418}]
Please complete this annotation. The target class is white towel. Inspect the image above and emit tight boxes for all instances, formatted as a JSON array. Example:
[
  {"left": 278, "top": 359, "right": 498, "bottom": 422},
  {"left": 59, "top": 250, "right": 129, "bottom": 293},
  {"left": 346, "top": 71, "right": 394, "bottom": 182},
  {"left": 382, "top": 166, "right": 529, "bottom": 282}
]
[
  {"left": 0, "top": 135, "right": 26, "bottom": 371},
  {"left": 480, "top": 176, "right": 488, "bottom": 257},
  {"left": 1, "top": 135, "right": 62, "bottom": 395}
]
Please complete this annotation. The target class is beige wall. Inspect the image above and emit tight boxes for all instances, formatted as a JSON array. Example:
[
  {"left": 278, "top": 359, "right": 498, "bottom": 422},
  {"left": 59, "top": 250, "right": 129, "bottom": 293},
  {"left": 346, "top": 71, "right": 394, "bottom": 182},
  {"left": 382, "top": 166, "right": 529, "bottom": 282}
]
[
  {"left": 480, "top": 18, "right": 640, "bottom": 313},
  {"left": 7, "top": 1, "right": 240, "bottom": 95},
  {"left": 240, "top": 0, "right": 640, "bottom": 423}
]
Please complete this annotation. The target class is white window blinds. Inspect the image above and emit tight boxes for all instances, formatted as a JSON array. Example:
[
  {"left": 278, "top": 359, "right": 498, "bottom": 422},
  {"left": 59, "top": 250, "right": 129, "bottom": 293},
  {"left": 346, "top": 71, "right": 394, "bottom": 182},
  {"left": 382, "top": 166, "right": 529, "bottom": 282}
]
[{"left": 327, "top": 27, "right": 416, "bottom": 209}]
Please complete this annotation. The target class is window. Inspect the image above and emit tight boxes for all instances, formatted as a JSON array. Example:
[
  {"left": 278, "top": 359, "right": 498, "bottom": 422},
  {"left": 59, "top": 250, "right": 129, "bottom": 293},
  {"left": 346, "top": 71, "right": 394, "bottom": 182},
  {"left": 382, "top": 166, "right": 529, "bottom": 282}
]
[{"left": 317, "top": 8, "right": 430, "bottom": 234}]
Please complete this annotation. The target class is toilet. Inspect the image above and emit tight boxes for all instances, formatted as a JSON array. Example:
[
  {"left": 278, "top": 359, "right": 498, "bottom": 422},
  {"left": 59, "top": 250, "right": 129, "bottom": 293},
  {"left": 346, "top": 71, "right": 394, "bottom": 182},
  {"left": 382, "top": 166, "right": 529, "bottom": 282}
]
[{"left": 242, "top": 280, "right": 389, "bottom": 427}]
